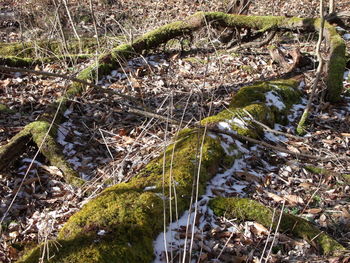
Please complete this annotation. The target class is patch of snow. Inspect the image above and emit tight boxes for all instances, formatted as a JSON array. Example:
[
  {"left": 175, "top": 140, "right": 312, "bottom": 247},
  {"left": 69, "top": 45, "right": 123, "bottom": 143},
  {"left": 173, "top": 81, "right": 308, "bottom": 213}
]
[
  {"left": 235, "top": 140, "right": 249, "bottom": 153},
  {"left": 288, "top": 98, "right": 307, "bottom": 122},
  {"left": 68, "top": 157, "right": 81, "bottom": 169},
  {"left": 344, "top": 70, "right": 349, "bottom": 80},
  {"left": 277, "top": 151, "right": 289, "bottom": 157},
  {"left": 80, "top": 173, "right": 90, "bottom": 181},
  {"left": 264, "top": 131, "right": 287, "bottom": 143},
  {"left": 343, "top": 33, "right": 350, "bottom": 40},
  {"left": 144, "top": 186, "right": 157, "bottom": 191},
  {"left": 14, "top": 72, "right": 21, "bottom": 78},
  {"left": 336, "top": 26, "right": 346, "bottom": 31},
  {"left": 57, "top": 122, "right": 71, "bottom": 146},
  {"left": 21, "top": 158, "right": 43, "bottom": 166},
  {"left": 217, "top": 121, "right": 231, "bottom": 131},
  {"left": 63, "top": 107, "right": 73, "bottom": 118},
  {"left": 265, "top": 91, "right": 285, "bottom": 110},
  {"left": 97, "top": 230, "right": 107, "bottom": 236},
  {"left": 230, "top": 117, "right": 247, "bottom": 129}
]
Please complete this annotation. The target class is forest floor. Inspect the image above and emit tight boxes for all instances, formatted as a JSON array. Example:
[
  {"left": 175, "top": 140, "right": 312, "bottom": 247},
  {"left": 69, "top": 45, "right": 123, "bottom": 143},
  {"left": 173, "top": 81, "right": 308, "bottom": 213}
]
[{"left": 1, "top": 0, "right": 350, "bottom": 262}]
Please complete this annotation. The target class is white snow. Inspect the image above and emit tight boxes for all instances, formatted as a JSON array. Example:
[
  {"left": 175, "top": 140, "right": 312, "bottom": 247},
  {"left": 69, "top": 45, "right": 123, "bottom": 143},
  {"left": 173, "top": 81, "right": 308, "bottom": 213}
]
[
  {"left": 343, "top": 33, "right": 350, "bottom": 40},
  {"left": 217, "top": 121, "right": 231, "bottom": 131},
  {"left": 265, "top": 91, "right": 285, "bottom": 110},
  {"left": 97, "top": 230, "right": 107, "bottom": 236},
  {"left": 230, "top": 117, "right": 247, "bottom": 129},
  {"left": 344, "top": 70, "right": 349, "bottom": 80},
  {"left": 144, "top": 186, "right": 157, "bottom": 191}
]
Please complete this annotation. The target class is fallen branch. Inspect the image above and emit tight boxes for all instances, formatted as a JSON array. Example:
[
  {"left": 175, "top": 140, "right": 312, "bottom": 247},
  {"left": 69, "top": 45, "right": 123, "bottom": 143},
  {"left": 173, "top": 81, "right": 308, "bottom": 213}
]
[
  {"left": 229, "top": 29, "right": 277, "bottom": 52},
  {"left": 297, "top": 0, "right": 325, "bottom": 135}
]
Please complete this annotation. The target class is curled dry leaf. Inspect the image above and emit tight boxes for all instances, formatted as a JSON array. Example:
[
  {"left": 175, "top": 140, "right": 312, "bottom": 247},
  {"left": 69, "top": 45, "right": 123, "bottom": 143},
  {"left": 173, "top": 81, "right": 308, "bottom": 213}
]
[
  {"left": 283, "top": 194, "right": 304, "bottom": 205},
  {"left": 265, "top": 191, "right": 284, "bottom": 203}
]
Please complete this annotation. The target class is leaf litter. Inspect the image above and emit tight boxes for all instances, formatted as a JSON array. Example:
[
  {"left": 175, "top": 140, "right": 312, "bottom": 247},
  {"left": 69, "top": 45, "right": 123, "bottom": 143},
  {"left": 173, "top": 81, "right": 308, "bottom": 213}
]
[{"left": 1, "top": 0, "right": 350, "bottom": 262}]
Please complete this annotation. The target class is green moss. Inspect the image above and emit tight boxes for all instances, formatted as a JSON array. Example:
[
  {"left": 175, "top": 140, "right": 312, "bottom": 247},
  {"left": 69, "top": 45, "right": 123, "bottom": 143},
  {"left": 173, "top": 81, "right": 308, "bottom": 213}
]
[
  {"left": 0, "top": 103, "right": 13, "bottom": 113},
  {"left": 296, "top": 110, "right": 308, "bottom": 135},
  {"left": 240, "top": 65, "right": 255, "bottom": 74},
  {"left": 0, "top": 37, "right": 114, "bottom": 58},
  {"left": 20, "top": 128, "right": 224, "bottom": 262},
  {"left": 231, "top": 79, "right": 300, "bottom": 110},
  {"left": 183, "top": 57, "right": 207, "bottom": 65},
  {"left": 325, "top": 39, "right": 346, "bottom": 102},
  {"left": 312, "top": 19, "right": 346, "bottom": 102},
  {"left": 209, "top": 197, "right": 345, "bottom": 255},
  {"left": 304, "top": 165, "right": 327, "bottom": 175},
  {"left": 202, "top": 12, "right": 285, "bottom": 32},
  {"left": 27, "top": 121, "right": 82, "bottom": 186},
  {"left": 201, "top": 79, "right": 300, "bottom": 136},
  {"left": 0, "top": 56, "right": 35, "bottom": 67},
  {"left": 111, "top": 44, "right": 134, "bottom": 60},
  {"left": 132, "top": 21, "right": 194, "bottom": 52},
  {"left": 341, "top": 174, "right": 350, "bottom": 184}
]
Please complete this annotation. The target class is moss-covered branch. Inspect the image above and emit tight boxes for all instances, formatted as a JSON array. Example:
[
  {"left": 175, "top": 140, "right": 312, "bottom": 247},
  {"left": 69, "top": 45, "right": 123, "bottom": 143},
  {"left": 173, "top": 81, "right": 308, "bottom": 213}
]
[
  {"left": 0, "top": 37, "right": 122, "bottom": 58},
  {"left": 0, "top": 54, "right": 93, "bottom": 67},
  {"left": 17, "top": 78, "right": 303, "bottom": 263},
  {"left": 72, "top": 12, "right": 345, "bottom": 102},
  {"left": 209, "top": 197, "right": 345, "bottom": 255},
  {"left": 0, "top": 88, "right": 82, "bottom": 185}
]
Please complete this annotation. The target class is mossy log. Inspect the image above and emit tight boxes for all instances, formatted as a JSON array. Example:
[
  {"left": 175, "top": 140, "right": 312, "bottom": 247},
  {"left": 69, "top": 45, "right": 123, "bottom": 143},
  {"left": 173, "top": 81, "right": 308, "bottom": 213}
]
[
  {"left": 0, "top": 37, "right": 121, "bottom": 58},
  {"left": 0, "top": 120, "right": 83, "bottom": 185},
  {"left": 0, "top": 94, "right": 83, "bottom": 186},
  {"left": 70, "top": 12, "right": 345, "bottom": 102},
  {"left": 18, "top": 78, "right": 302, "bottom": 263},
  {"left": 209, "top": 197, "right": 345, "bottom": 255},
  {"left": 0, "top": 54, "right": 93, "bottom": 67}
]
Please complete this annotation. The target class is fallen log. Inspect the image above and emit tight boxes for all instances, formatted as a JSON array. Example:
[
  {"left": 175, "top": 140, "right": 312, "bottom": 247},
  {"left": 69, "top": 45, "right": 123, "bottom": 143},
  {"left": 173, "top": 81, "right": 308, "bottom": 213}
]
[{"left": 17, "top": 78, "right": 303, "bottom": 263}]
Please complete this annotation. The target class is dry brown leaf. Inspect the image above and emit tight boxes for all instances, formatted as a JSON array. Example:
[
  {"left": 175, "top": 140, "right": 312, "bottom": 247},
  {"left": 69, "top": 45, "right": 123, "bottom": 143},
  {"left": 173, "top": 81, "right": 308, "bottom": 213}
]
[
  {"left": 234, "top": 171, "right": 261, "bottom": 183},
  {"left": 251, "top": 222, "right": 269, "bottom": 236},
  {"left": 305, "top": 208, "right": 322, "bottom": 214},
  {"left": 286, "top": 145, "right": 300, "bottom": 154},
  {"left": 123, "top": 136, "right": 134, "bottom": 145},
  {"left": 266, "top": 191, "right": 284, "bottom": 202},
  {"left": 8, "top": 246, "right": 19, "bottom": 259},
  {"left": 299, "top": 182, "right": 314, "bottom": 189},
  {"left": 231, "top": 256, "right": 247, "bottom": 263},
  {"left": 283, "top": 194, "right": 304, "bottom": 205}
]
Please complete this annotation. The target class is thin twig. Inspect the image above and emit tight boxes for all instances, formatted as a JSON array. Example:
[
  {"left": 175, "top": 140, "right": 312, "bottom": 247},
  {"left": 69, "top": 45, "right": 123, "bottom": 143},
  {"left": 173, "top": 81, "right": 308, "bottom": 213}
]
[
  {"left": 297, "top": 0, "right": 325, "bottom": 134},
  {"left": 265, "top": 200, "right": 285, "bottom": 263}
]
